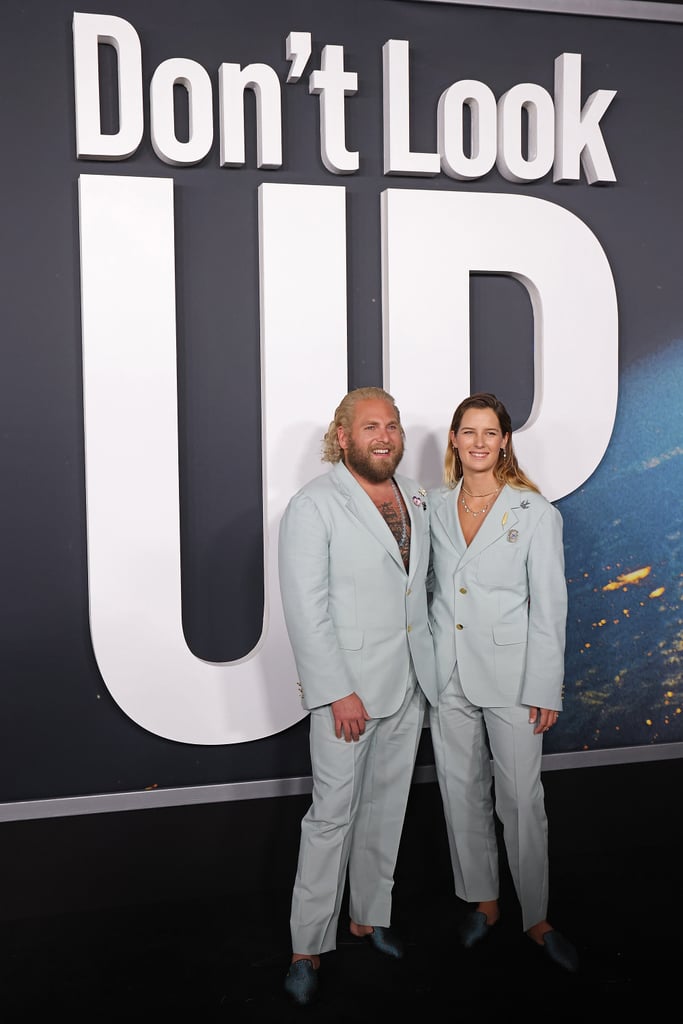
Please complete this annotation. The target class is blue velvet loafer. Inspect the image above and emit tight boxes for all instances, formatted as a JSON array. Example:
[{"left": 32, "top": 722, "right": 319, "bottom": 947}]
[
  {"left": 364, "top": 926, "right": 405, "bottom": 959},
  {"left": 459, "top": 910, "right": 492, "bottom": 949},
  {"left": 540, "top": 930, "right": 579, "bottom": 972},
  {"left": 284, "top": 959, "right": 319, "bottom": 1006}
]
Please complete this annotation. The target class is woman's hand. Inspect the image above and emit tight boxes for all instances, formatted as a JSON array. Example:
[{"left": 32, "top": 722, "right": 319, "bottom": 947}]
[{"left": 529, "top": 706, "right": 560, "bottom": 734}]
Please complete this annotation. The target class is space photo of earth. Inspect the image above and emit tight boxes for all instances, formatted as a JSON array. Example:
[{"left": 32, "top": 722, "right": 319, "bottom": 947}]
[{"left": 548, "top": 339, "right": 683, "bottom": 755}]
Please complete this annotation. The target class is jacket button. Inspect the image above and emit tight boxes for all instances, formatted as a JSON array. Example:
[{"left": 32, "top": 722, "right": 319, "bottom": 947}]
[
  {"left": 455, "top": 623, "right": 464, "bottom": 630},
  {"left": 407, "top": 624, "right": 412, "bottom": 633},
  {"left": 459, "top": 587, "right": 467, "bottom": 594}
]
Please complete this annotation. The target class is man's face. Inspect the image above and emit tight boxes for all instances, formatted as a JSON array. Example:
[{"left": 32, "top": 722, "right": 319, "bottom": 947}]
[{"left": 338, "top": 398, "right": 404, "bottom": 483}]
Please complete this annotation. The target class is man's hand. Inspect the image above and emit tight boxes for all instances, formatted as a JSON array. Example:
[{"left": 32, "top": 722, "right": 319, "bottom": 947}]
[{"left": 331, "top": 693, "right": 371, "bottom": 742}]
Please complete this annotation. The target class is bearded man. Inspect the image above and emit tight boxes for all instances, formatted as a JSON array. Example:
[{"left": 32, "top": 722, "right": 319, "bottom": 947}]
[{"left": 278, "top": 386, "right": 437, "bottom": 1006}]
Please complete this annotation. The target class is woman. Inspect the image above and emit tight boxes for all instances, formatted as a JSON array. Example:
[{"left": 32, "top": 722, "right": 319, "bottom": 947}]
[{"left": 428, "top": 392, "right": 578, "bottom": 972}]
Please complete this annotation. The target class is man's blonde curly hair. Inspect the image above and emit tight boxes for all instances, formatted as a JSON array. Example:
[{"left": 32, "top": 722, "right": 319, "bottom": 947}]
[{"left": 321, "top": 387, "right": 404, "bottom": 463}]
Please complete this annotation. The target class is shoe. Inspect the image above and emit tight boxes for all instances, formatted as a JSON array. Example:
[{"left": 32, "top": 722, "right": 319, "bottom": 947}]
[
  {"left": 459, "top": 910, "right": 492, "bottom": 949},
  {"left": 284, "top": 959, "right": 319, "bottom": 1006},
  {"left": 539, "top": 930, "right": 579, "bottom": 973},
  {"left": 361, "top": 926, "right": 405, "bottom": 959}
]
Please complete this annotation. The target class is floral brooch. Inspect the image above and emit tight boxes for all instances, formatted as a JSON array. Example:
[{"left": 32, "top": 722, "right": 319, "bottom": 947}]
[{"left": 412, "top": 487, "right": 427, "bottom": 510}]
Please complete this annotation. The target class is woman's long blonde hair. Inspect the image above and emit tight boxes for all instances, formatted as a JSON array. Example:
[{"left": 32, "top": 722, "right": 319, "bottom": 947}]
[{"left": 443, "top": 392, "right": 539, "bottom": 493}]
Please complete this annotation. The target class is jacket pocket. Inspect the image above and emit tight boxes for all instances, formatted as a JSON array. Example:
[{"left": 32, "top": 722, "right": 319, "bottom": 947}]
[
  {"left": 336, "top": 628, "right": 364, "bottom": 651},
  {"left": 492, "top": 622, "right": 525, "bottom": 646}
]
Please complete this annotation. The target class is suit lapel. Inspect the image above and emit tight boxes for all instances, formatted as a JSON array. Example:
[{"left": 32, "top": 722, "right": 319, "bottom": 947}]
[
  {"left": 456, "top": 483, "right": 520, "bottom": 570},
  {"left": 332, "top": 462, "right": 406, "bottom": 571}
]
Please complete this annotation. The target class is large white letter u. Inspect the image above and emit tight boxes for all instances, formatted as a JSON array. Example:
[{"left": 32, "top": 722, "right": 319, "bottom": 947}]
[{"left": 78, "top": 176, "right": 347, "bottom": 743}]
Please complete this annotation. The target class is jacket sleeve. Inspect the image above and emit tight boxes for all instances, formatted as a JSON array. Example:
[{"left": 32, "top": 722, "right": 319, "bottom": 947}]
[
  {"left": 277, "top": 490, "right": 356, "bottom": 710},
  {"left": 520, "top": 502, "right": 568, "bottom": 711}
]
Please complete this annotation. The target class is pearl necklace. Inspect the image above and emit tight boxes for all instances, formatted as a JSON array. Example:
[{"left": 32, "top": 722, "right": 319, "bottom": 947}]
[
  {"left": 460, "top": 485, "right": 500, "bottom": 518},
  {"left": 390, "top": 479, "right": 408, "bottom": 549}
]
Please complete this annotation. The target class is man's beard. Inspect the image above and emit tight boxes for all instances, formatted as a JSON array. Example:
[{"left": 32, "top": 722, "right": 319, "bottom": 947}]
[{"left": 344, "top": 436, "right": 404, "bottom": 483}]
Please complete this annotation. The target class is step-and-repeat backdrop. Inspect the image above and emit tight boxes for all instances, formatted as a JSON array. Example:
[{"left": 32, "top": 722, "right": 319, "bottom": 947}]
[{"left": 2, "top": 0, "right": 682, "bottom": 817}]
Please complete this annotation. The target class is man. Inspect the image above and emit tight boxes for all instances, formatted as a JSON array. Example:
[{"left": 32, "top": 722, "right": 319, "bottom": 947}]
[{"left": 278, "top": 386, "right": 438, "bottom": 1006}]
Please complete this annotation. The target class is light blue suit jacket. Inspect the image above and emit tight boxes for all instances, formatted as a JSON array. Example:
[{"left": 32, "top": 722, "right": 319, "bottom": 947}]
[
  {"left": 428, "top": 482, "right": 567, "bottom": 711},
  {"left": 278, "top": 461, "right": 438, "bottom": 715}
]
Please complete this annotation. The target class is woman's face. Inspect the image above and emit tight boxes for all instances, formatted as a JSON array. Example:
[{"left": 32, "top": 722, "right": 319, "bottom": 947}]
[{"left": 451, "top": 407, "right": 509, "bottom": 475}]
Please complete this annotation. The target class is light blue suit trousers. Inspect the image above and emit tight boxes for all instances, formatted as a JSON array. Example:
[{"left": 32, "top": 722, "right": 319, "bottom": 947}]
[
  {"left": 429, "top": 664, "right": 549, "bottom": 931},
  {"left": 290, "top": 672, "right": 424, "bottom": 955}
]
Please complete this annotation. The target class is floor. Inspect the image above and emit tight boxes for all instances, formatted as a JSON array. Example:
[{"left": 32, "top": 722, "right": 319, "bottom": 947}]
[{"left": 1, "top": 757, "right": 678, "bottom": 1020}]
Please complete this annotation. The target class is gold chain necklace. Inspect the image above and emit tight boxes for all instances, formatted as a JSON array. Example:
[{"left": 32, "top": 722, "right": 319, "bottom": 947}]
[
  {"left": 460, "top": 486, "right": 500, "bottom": 518},
  {"left": 462, "top": 484, "right": 499, "bottom": 498}
]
